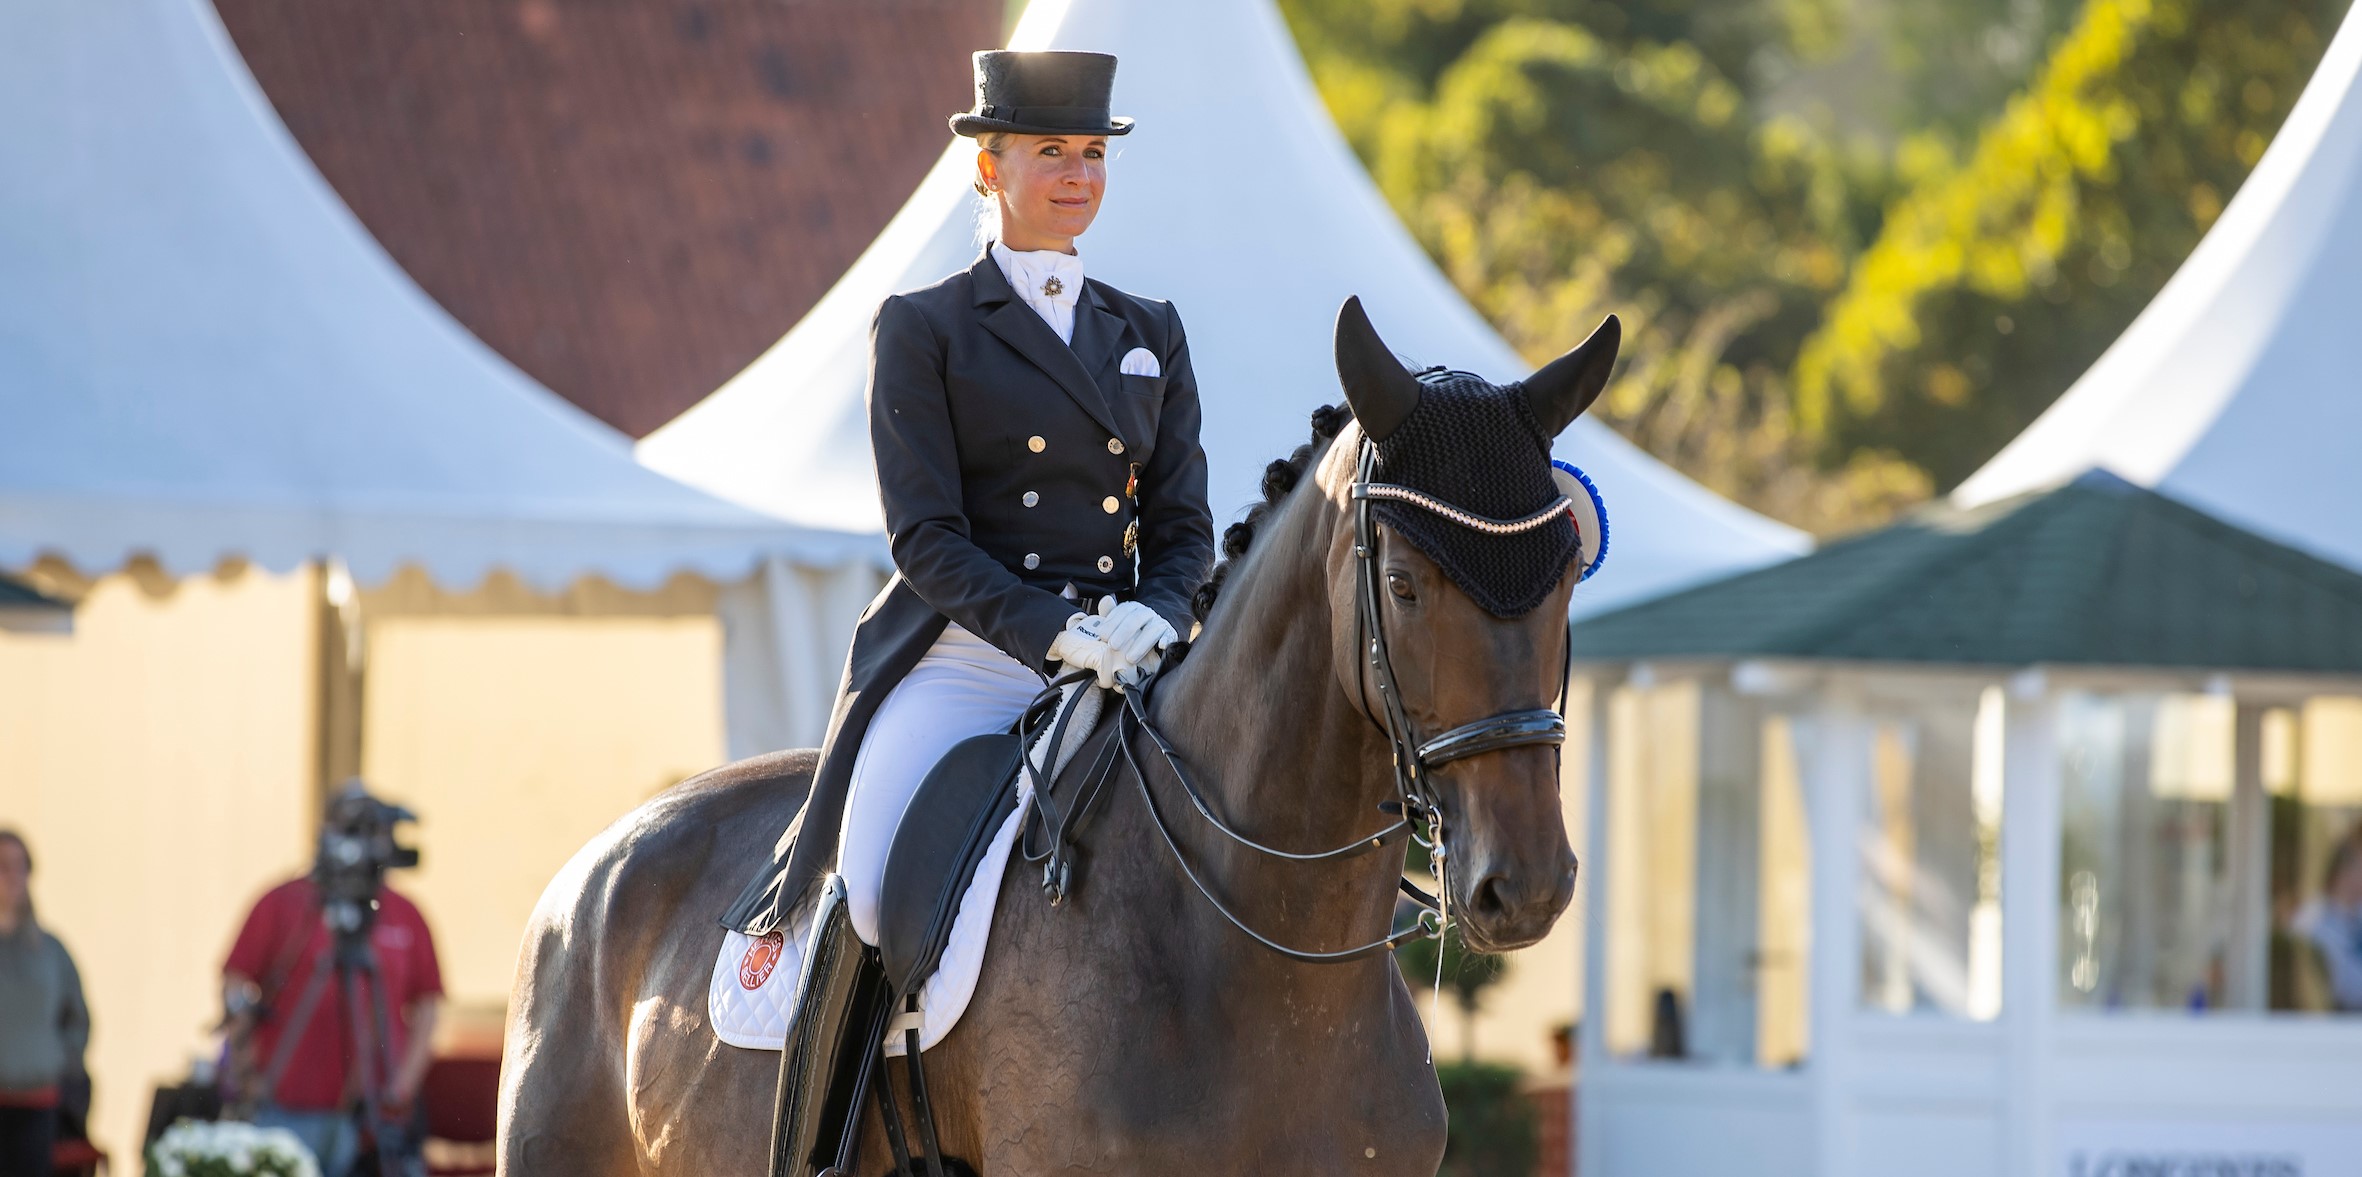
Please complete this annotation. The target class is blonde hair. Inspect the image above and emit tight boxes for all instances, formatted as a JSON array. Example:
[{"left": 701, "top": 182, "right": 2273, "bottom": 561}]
[{"left": 971, "top": 132, "right": 1010, "bottom": 247}]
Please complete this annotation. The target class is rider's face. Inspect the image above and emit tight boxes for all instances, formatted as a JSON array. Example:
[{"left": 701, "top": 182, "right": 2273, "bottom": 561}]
[{"left": 980, "top": 134, "right": 1107, "bottom": 253}]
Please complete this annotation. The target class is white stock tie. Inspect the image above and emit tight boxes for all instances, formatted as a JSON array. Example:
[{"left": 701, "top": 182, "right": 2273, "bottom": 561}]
[{"left": 991, "top": 242, "right": 1085, "bottom": 345}]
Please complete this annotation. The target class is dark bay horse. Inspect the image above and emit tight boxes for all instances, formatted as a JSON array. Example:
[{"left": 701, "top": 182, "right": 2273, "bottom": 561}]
[{"left": 499, "top": 304, "right": 1616, "bottom": 1174}]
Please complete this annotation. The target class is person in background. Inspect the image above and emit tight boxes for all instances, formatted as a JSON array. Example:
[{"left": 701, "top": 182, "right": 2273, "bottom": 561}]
[
  {"left": 221, "top": 844, "right": 443, "bottom": 1176},
  {"left": 2292, "top": 830, "right": 2362, "bottom": 1011},
  {"left": 0, "top": 830, "right": 91, "bottom": 1177}
]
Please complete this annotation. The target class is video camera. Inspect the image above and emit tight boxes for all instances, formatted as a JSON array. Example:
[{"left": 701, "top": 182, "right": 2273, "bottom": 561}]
[{"left": 313, "top": 782, "right": 421, "bottom": 938}]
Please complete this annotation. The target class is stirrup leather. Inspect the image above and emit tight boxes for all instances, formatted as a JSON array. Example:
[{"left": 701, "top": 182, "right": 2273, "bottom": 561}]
[{"left": 767, "top": 875, "right": 891, "bottom": 1177}]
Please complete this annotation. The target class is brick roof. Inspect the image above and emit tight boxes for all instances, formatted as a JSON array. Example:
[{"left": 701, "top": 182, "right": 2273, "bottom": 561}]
[
  {"left": 212, "top": 0, "right": 1003, "bottom": 438},
  {"left": 1573, "top": 472, "right": 2362, "bottom": 674}
]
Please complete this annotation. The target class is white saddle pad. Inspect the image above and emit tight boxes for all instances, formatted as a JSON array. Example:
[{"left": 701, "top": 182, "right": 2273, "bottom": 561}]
[{"left": 709, "top": 684, "right": 1102, "bottom": 1054}]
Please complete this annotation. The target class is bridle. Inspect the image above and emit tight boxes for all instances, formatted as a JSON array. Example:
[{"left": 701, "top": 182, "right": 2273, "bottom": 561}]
[
  {"left": 1026, "top": 434, "right": 1575, "bottom": 965},
  {"left": 1348, "top": 438, "right": 1572, "bottom": 839}
]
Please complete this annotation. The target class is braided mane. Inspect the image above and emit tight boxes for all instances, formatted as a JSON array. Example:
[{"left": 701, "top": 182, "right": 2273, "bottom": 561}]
[{"left": 1190, "top": 402, "right": 1355, "bottom": 623}]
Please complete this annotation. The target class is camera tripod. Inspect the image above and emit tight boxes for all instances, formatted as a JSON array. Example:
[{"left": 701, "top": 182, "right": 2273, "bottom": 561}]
[{"left": 248, "top": 895, "right": 412, "bottom": 1177}]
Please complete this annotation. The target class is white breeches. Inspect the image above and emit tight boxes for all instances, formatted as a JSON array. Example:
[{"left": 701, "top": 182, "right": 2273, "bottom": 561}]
[{"left": 840, "top": 622, "right": 1043, "bottom": 946}]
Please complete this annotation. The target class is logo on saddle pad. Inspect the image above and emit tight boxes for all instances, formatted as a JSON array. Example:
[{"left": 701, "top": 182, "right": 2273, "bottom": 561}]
[{"left": 738, "top": 930, "right": 786, "bottom": 990}]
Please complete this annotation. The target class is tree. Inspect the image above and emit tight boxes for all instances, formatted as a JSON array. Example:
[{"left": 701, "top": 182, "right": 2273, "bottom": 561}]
[
  {"left": 1278, "top": 0, "right": 2349, "bottom": 532},
  {"left": 1281, "top": 0, "right": 1932, "bottom": 534},
  {"left": 1435, "top": 1062, "right": 1540, "bottom": 1177},
  {"left": 1382, "top": 19, "right": 1929, "bottom": 533},
  {"left": 1796, "top": 0, "right": 2348, "bottom": 487}
]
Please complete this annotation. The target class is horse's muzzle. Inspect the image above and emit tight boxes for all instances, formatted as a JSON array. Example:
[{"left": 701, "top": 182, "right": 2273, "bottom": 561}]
[{"left": 1456, "top": 851, "right": 1577, "bottom": 953}]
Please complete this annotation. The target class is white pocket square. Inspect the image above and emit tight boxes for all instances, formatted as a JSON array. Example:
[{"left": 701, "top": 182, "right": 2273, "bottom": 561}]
[{"left": 1120, "top": 347, "right": 1161, "bottom": 378}]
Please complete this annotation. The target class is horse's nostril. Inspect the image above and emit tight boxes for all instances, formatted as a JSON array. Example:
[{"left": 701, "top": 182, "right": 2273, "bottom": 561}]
[{"left": 1473, "top": 875, "right": 1512, "bottom": 921}]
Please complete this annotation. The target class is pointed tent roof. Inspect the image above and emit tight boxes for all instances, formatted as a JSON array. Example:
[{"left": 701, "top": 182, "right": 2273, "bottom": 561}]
[
  {"left": 1954, "top": 6, "right": 2362, "bottom": 574},
  {"left": 0, "top": 0, "right": 867, "bottom": 590},
  {"left": 1572, "top": 472, "right": 2362, "bottom": 676},
  {"left": 639, "top": 0, "right": 1807, "bottom": 618}
]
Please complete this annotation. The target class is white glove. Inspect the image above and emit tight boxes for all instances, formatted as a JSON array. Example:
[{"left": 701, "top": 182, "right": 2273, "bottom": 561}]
[
  {"left": 1099, "top": 600, "right": 1179, "bottom": 664},
  {"left": 1094, "top": 599, "right": 1179, "bottom": 690},
  {"left": 1046, "top": 612, "right": 1112, "bottom": 681}
]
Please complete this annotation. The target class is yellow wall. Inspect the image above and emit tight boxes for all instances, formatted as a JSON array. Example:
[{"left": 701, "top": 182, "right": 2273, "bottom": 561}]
[
  {"left": 0, "top": 565, "right": 317, "bottom": 1167},
  {"left": 0, "top": 567, "right": 733, "bottom": 1165},
  {"left": 1603, "top": 680, "right": 1702, "bottom": 1058},
  {"left": 1756, "top": 716, "right": 1813, "bottom": 1068},
  {"left": 360, "top": 615, "right": 726, "bottom": 1016}
]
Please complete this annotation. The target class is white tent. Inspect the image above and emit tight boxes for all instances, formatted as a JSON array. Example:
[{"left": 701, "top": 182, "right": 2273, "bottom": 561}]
[
  {"left": 1, "top": 1, "right": 889, "bottom": 1157},
  {"left": 0, "top": 0, "right": 872, "bottom": 591},
  {"left": 1954, "top": 5, "right": 2362, "bottom": 571},
  {"left": 641, "top": 0, "right": 1808, "bottom": 621}
]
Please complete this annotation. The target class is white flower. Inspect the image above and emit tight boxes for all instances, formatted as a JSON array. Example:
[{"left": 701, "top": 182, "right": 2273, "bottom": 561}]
[
  {"left": 147, "top": 1118, "right": 320, "bottom": 1177},
  {"left": 256, "top": 1128, "right": 322, "bottom": 1177}
]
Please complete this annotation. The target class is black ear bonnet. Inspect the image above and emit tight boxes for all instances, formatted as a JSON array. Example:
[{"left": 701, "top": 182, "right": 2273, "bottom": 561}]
[{"left": 1370, "top": 370, "right": 1579, "bottom": 618}]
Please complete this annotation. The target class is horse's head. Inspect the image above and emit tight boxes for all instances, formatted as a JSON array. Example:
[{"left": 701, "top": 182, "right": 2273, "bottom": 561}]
[{"left": 1320, "top": 297, "right": 1618, "bottom": 953}]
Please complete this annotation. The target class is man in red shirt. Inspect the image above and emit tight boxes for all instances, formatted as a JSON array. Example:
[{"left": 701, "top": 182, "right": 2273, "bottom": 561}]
[{"left": 223, "top": 866, "right": 442, "bottom": 1177}]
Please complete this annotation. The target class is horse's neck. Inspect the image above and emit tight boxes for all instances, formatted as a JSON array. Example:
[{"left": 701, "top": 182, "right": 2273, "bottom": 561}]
[
  {"left": 1144, "top": 464, "right": 1407, "bottom": 966},
  {"left": 1154, "top": 603, "right": 1381, "bottom": 845}
]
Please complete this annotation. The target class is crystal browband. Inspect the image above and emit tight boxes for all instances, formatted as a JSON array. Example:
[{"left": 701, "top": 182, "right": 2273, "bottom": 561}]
[{"left": 1351, "top": 483, "right": 1573, "bottom": 536}]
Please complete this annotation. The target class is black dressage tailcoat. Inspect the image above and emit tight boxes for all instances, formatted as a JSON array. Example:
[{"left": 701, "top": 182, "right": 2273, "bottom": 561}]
[{"left": 722, "top": 252, "right": 1214, "bottom": 935}]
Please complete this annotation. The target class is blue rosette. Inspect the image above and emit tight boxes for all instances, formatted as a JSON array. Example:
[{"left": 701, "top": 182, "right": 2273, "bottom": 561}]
[{"left": 1550, "top": 459, "right": 1609, "bottom": 583}]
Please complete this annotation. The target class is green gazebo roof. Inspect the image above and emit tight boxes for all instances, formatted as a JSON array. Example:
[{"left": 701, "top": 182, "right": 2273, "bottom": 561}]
[{"left": 1572, "top": 471, "right": 2362, "bottom": 675}]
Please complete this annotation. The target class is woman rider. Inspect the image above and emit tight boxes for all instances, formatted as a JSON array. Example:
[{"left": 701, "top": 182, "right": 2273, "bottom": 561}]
[{"left": 720, "top": 47, "right": 1214, "bottom": 1111}]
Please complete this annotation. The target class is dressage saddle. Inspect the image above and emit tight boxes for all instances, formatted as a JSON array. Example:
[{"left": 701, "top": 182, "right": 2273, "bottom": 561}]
[{"left": 876, "top": 731, "right": 1025, "bottom": 998}]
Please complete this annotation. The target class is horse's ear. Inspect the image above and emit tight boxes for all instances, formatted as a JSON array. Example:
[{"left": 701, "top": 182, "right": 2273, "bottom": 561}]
[
  {"left": 1523, "top": 314, "right": 1621, "bottom": 437},
  {"left": 1333, "top": 296, "right": 1422, "bottom": 441}
]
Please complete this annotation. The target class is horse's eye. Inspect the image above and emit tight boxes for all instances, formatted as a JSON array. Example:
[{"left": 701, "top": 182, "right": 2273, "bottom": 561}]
[{"left": 1386, "top": 572, "right": 1417, "bottom": 602}]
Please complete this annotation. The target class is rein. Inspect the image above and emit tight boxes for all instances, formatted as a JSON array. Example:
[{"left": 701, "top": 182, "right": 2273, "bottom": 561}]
[{"left": 1024, "top": 437, "right": 1573, "bottom": 965}]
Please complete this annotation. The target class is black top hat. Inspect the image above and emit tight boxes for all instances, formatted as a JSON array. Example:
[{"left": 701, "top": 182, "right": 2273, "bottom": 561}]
[{"left": 950, "top": 50, "right": 1133, "bottom": 138}]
